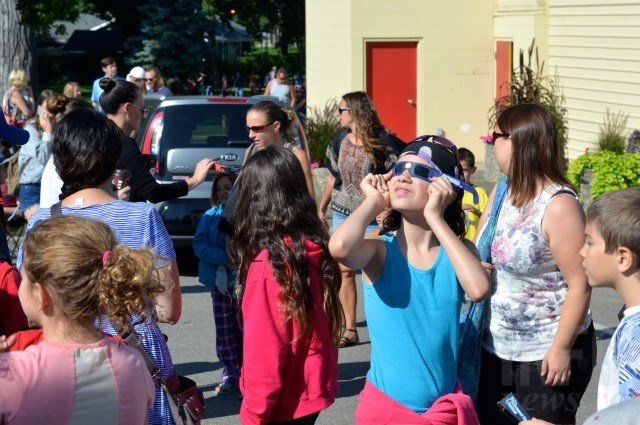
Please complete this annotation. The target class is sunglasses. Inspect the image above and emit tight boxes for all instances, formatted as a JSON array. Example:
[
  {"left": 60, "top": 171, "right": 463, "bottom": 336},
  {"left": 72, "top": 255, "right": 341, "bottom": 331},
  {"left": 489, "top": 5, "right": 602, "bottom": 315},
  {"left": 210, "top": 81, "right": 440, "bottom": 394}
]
[
  {"left": 144, "top": 77, "right": 156, "bottom": 82},
  {"left": 128, "top": 103, "right": 148, "bottom": 114},
  {"left": 490, "top": 131, "right": 509, "bottom": 145},
  {"left": 392, "top": 161, "right": 479, "bottom": 204},
  {"left": 337, "top": 106, "right": 351, "bottom": 114},
  {"left": 246, "top": 122, "right": 274, "bottom": 133}
]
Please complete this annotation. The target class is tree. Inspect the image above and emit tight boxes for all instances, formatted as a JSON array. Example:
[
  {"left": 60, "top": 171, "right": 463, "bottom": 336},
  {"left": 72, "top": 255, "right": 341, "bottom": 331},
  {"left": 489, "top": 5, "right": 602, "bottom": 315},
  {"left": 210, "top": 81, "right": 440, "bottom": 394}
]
[
  {"left": 205, "top": 0, "right": 305, "bottom": 54},
  {"left": 0, "top": 0, "right": 35, "bottom": 96},
  {"left": 131, "top": 0, "right": 217, "bottom": 80}
]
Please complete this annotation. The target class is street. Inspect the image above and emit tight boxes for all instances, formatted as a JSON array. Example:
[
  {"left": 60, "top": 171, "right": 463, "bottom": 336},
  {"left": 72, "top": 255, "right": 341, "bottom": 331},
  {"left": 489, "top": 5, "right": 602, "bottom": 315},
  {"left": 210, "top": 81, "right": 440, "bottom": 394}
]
[{"left": 162, "top": 250, "right": 623, "bottom": 424}]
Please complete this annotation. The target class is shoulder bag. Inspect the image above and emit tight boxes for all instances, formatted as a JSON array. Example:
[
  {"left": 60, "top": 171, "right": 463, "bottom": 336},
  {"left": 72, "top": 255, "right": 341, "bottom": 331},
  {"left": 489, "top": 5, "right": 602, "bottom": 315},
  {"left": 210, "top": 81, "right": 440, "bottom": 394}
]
[{"left": 457, "top": 176, "right": 508, "bottom": 403}]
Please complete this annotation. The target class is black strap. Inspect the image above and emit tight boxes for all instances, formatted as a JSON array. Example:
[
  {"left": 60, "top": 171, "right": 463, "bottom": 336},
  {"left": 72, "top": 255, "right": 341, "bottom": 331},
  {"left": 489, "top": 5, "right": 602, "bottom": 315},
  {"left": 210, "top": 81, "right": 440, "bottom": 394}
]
[{"left": 50, "top": 202, "right": 62, "bottom": 217}]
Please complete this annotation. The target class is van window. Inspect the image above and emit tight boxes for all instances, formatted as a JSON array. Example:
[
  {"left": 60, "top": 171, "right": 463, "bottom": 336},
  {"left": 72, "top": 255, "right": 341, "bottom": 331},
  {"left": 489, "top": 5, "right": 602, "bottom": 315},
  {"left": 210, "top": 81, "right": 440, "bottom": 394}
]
[{"left": 161, "top": 104, "right": 252, "bottom": 149}]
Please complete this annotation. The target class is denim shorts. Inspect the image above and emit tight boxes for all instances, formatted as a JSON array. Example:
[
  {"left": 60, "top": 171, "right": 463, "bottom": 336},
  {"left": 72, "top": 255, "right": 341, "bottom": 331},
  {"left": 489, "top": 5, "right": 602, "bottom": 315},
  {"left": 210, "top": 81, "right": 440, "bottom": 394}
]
[
  {"left": 332, "top": 210, "right": 379, "bottom": 236},
  {"left": 18, "top": 183, "right": 41, "bottom": 212}
]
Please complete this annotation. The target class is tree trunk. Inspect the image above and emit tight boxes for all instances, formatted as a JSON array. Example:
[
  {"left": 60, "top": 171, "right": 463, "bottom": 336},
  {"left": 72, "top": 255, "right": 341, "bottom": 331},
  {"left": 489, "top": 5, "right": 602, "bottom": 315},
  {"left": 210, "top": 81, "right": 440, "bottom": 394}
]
[{"left": 0, "top": 0, "right": 33, "bottom": 98}]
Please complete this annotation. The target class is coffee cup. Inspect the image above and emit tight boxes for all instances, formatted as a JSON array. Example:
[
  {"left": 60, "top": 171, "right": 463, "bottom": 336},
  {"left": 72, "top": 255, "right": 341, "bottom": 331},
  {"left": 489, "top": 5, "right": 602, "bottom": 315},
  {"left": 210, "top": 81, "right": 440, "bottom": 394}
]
[{"left": 112, "top": 169, "right": 131, "bottom": 190}]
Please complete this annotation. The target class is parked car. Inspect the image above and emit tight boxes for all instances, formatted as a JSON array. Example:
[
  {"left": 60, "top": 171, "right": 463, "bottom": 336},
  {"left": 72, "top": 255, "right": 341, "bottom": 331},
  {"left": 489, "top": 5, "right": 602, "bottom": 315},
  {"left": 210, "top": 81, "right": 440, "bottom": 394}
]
[{"left": 136, "top": 94, "right": 307, "bottom": 246}]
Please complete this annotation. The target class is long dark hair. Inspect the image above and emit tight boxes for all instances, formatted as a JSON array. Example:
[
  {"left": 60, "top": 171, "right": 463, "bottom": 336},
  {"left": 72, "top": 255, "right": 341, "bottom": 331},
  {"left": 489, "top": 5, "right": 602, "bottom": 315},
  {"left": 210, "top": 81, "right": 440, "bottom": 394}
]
[
  {"left": 342, "top": 91, "right": 387, "bottom": 168},
  {"left": 234, "top": 145, "right": 342, "bottom": 346},
  {"left": 497, "top": 103, "right": 573, "bottom": 207}
]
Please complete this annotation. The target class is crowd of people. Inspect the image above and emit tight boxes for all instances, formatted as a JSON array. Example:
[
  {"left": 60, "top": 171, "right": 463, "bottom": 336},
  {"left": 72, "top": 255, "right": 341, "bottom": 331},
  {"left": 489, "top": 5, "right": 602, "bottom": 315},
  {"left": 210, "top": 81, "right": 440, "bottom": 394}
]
[{"left": 0, "top": 60, "right": 638, "bottom": 425}]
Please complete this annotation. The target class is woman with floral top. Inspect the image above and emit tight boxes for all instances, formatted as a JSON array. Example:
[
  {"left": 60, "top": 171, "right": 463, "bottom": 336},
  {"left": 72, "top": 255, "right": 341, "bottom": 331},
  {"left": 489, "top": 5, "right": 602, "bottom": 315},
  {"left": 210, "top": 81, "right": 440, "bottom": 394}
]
[{"left": 475, "top": 103, "right": 595, "bottom": 425}]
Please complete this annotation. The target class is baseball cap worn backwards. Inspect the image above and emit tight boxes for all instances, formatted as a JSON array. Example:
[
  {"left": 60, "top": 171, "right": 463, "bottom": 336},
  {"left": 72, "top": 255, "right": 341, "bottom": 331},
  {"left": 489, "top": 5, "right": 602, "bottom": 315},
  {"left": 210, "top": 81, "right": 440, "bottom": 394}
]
[
  {"left": 399, "top": 137, "right": 461, "bottom": 178},
  {"left": 398, "top": 135, "right": 480, "bottom": 204},
  {"left": 0, "top": 109, "right": 29, "bottom": 145}
]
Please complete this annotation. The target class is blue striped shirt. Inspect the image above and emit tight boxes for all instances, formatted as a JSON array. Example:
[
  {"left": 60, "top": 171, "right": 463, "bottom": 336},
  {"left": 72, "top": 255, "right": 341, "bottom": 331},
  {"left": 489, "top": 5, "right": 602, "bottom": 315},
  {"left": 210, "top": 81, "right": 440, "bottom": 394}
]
[{"left": 18, "top": 200, "right": 177, "bottom": 425}]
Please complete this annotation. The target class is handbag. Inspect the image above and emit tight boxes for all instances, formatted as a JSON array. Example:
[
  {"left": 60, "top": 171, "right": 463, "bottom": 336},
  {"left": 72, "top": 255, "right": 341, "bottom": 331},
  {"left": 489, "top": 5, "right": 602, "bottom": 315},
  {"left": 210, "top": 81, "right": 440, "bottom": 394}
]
[
  {"left": 112, "top": 321, "right": 205, "bottom": 425},
  {"left": 457, "top": 176, "right": 508, "bottom": 402}
]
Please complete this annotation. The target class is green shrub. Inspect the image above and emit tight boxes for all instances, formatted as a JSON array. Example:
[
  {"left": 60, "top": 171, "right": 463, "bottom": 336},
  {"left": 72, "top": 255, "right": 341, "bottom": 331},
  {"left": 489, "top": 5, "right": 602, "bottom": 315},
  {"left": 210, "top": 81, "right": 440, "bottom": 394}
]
[
  {"left": 488, "top": 39, "right": 568, "bottom": 171},
  {"left": 567, "top": 151, "right": 640, "bottom": 200},
  {"left": 305, "top": 99, "right": 340, "bottom": 164},
  {"left": 596, "top": 108, "right": 629, "bottom": 154}
]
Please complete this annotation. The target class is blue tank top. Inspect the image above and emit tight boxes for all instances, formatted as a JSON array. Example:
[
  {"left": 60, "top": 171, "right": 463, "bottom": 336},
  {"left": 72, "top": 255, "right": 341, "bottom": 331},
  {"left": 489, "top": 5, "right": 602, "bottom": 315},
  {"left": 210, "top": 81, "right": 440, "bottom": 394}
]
[{"left": 363, "top": 234, "right": 464, "bottom": 413}]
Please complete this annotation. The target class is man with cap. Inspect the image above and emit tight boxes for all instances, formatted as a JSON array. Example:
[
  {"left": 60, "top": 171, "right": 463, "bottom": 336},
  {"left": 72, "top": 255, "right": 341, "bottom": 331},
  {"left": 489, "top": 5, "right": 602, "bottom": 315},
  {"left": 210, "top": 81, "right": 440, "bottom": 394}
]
[{"left": 127, "top": 66, "right": 147, "bottom": 95}]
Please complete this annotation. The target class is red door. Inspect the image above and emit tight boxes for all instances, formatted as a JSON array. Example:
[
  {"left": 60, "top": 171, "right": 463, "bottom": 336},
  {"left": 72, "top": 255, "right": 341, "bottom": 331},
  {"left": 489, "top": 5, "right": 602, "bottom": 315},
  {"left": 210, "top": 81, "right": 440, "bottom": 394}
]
[
  {"left": 495, "top": 40, "right": 513, "bottom": 100},
  {"left": 366, "top": 41, "right": 417, "bottom": 142}
]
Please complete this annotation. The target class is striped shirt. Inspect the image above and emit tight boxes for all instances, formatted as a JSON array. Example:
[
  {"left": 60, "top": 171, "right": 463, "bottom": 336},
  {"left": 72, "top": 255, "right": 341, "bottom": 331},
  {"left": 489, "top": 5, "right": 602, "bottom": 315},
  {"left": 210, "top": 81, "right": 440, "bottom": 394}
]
[
  {"left": 18, "top": 200, "right": 177, "bottom": 425},
  {"left": 598, "top": 306, "right": 640, "bottom": 410}
]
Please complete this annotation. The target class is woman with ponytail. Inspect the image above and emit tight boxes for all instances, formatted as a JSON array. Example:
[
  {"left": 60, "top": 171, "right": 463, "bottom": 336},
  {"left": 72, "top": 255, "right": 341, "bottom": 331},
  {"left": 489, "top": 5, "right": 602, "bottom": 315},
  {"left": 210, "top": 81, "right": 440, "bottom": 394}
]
[{"left": 1, "top": 216, "right": 160, "bottom": 423}]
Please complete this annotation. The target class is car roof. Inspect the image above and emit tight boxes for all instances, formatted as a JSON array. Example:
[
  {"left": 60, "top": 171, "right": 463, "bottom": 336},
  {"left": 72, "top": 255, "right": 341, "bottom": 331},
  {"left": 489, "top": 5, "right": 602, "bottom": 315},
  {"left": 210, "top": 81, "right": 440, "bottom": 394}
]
[{"left": 151, "top": 94, "right": 288, "bottom": 108}]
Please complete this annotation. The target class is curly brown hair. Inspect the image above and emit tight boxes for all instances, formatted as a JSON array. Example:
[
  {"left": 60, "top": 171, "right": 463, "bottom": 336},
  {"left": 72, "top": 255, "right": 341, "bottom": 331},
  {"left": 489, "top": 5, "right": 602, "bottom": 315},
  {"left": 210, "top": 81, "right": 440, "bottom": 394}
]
[{"left": 22, "top": 216, "right": 165, "bottom": 336}]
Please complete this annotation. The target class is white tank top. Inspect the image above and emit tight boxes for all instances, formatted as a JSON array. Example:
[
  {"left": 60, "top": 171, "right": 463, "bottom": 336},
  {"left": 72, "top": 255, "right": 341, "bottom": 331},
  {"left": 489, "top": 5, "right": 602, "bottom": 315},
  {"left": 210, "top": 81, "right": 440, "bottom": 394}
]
[{"left": 269, "top": 80, "right": 290, "bottom": 104}]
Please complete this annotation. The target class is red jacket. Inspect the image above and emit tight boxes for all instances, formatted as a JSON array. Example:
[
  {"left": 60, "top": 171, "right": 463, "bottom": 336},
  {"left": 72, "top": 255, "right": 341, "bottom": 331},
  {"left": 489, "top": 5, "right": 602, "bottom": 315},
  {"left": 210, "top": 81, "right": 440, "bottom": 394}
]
[
  {"left": 0, "top": 261, "right": 28, "bottom": 336},
  {"left": 240, "top": 239, "right": 338, "bottom": 424}
]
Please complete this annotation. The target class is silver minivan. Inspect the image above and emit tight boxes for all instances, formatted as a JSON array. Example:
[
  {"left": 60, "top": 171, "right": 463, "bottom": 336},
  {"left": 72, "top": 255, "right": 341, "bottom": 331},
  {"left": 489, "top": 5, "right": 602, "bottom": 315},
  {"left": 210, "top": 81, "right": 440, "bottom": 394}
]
[{"left": 136, "top": 95, "right": 306, "bottom": 246}]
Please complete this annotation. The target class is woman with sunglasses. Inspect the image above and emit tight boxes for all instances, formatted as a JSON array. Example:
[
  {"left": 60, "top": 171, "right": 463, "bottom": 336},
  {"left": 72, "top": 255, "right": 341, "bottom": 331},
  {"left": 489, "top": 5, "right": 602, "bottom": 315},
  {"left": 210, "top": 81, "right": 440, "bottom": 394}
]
[
  {"left": 329, "top": 139, "right": 490, "bottom": 423},
  {"left": 100, "top": 78, "right": 213, "bottom": 203},
  {"left": 244, "top": 100, "right": 313, "bottom": 193},
  {"left": 475, "top": 103, "right": 595, "bottom": 425},
  {"left": 318, "top": 91, "right": 404, "bottom": 348}
]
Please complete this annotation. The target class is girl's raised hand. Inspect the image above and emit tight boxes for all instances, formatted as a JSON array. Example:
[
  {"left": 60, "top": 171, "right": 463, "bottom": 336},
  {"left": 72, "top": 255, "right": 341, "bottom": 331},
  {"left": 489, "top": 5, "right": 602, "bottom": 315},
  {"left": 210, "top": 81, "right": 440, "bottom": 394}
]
[
  {"left": 424, "top": 176, "right": 457, "bottom": 222},
  {"left": 360, "top": 171, "right": 392, "bottom": 209}
]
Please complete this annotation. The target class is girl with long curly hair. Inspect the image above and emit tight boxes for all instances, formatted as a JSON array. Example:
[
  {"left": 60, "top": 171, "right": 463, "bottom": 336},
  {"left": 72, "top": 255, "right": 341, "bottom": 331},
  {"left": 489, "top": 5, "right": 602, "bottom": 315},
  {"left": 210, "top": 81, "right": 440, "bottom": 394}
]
[{"left": 235, "top": 145, "right": 342, "bottom": 425}]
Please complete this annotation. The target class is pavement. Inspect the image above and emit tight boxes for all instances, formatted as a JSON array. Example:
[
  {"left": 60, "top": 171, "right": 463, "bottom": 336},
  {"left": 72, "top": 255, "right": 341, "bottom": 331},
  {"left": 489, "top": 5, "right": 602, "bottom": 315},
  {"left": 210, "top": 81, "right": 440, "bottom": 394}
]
[{"left": 163, "top": 249, "right": 622, "bottom": 424}]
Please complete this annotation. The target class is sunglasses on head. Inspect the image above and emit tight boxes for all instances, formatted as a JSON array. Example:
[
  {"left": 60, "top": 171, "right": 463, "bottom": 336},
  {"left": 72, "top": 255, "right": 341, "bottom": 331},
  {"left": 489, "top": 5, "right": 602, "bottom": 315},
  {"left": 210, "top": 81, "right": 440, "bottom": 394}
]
[
  {"left": 246, "top": 122, "right": 274, "bottom": 133},
  {"left": 409, "top": 134, "right": 460, "bottom": 164},
  {"left": 392, "top": 161, "right": 479, "bottom": 204}
]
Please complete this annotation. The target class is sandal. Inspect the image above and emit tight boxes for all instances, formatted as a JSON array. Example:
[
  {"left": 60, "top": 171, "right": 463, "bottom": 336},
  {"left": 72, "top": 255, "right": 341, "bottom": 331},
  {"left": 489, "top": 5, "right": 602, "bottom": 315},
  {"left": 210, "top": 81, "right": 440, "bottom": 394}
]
[
  {"left": 213, "top": 382, "right": 238, "bottom": 396},
  {"left": 339, "top": 328, "right": 359, "bottom": 348}
]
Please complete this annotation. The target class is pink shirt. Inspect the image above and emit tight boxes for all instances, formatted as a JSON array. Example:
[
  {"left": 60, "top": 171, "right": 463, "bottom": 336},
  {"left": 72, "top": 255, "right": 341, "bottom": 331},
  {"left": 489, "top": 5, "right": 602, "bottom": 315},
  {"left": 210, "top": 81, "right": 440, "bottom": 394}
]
[
  {"left": 240, "top": 240, "right": 339, "bottom": 424},
  {"left": 0, "top": 338, "right": 155, "bottom": 425}
]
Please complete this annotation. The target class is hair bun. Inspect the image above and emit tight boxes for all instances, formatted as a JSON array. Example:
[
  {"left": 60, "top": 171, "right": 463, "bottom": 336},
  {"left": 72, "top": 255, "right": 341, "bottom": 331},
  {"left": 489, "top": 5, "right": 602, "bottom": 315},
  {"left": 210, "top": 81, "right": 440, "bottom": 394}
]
[{"left": 99, "top": 78, "right": 116, "bottom": 92}]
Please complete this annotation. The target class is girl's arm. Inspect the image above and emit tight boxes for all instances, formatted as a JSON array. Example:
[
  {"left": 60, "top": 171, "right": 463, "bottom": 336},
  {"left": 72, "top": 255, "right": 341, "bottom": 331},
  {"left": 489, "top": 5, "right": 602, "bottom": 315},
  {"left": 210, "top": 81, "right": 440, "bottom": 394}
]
[
  {"left": 263, "top": 80, "right": 272, "bottom": 95},
  {"left": 154, "top": 260, "right": 182, "bottom": 324},
  {"left": 424, "top": 177, "right": 491, "bottom": 301},
  {"left": 11, "top": 90, "right": 32, "bottom": 118},
  {"left": 292, "top": 146, "right": 314, "bottom": 194},
  {"left": 541, "top": 194, "right": 591, "bottom": 386},
  {"left": 318, "top": 174, "right": 335, "bottom": 220},
  {"left": 329, "top": 172, "right": 390, "bottom": 281}
]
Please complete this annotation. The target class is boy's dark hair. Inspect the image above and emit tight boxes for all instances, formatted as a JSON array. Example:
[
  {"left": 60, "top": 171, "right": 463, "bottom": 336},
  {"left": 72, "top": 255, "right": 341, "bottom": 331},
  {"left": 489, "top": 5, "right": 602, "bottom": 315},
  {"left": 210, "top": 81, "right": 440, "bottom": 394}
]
[
  {"left": 458, "top": 147, "right": 475, "bottom": 168},
  {"left": 587, "top": 187, "right": 640, "bottom": 256},
  {"left": 100, "top": 57, "right": 116, "bottom": 68}
]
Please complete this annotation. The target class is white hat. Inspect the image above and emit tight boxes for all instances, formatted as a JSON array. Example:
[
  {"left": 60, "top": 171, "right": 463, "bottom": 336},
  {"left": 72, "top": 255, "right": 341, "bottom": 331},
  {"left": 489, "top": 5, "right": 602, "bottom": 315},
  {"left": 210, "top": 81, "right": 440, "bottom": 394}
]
[{"left": 127, "top": 66, "right": 145, "bottom": 80}]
